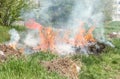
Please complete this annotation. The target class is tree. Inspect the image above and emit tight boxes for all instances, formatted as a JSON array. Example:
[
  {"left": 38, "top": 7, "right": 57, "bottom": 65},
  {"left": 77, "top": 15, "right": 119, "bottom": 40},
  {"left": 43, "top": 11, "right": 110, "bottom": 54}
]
[{"left": 0, "top": 0, "right": 28, "bottom": 26}]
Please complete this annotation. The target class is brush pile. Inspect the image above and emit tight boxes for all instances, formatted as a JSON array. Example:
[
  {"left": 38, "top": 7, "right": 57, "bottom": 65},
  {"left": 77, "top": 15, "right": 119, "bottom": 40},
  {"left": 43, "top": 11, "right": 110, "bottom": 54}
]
[
  {"left": 0, "top": 44, "right": 23, "bottom": 62},
  {"left": 88, "top": 42, "right": 106, "bottom": 54},
  {"left": 41, "top": 58, "right": 81, "bottom": 79}
]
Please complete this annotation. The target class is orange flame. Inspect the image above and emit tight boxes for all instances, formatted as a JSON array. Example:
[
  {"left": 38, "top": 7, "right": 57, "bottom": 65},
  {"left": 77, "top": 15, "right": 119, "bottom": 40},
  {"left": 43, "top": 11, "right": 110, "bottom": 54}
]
[
  {"left": 63, "top": 30, "right": 71, "bottom": 44},
  {"left": 85, "top": 26, "right": 96, "bottom": 42},
  {"left": 25, "top": 20, "right": 96, "bottom": 52},
  {"left": 34, "top": 27, "right": 56, "bottom": 51},
  {"left": 74, "top": 22, "right": 87, "bottom": 47}
]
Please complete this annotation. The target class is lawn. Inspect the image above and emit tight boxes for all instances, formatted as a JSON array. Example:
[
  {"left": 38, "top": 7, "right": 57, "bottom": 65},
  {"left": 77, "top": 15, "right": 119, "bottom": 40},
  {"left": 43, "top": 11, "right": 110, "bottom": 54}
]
[{"left": 0, "top": 22, "right": 120, "bottom": 79}]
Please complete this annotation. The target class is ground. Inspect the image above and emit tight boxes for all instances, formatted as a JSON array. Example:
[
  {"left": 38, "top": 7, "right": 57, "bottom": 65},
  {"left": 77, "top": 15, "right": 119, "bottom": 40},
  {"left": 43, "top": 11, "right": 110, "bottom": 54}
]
[{"left": 0, "top": 22, "right": 120, "bottom": 79}]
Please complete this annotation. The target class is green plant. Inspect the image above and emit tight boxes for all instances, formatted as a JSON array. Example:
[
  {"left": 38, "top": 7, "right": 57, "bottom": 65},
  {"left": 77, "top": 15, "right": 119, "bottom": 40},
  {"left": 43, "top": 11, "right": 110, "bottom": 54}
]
[{"left": 0, "top": 0, "right": 27, "bottom": 26}]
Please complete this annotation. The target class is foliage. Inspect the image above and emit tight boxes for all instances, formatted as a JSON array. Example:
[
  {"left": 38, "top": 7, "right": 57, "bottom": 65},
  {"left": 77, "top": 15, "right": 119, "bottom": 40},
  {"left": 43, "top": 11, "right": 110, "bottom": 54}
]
[
  {"left": 0, "top": 26, "right": 10, "bottom": 42},
  {"left": 0, "top": 0, "right": 28, "bottom": 26}
]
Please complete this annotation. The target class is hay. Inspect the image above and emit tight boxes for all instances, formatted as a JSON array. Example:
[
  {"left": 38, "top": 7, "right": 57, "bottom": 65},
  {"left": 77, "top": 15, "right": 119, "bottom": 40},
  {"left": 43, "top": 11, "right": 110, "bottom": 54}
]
[{"left": 41, "top": 58, "right": 81, "bottom": 79}]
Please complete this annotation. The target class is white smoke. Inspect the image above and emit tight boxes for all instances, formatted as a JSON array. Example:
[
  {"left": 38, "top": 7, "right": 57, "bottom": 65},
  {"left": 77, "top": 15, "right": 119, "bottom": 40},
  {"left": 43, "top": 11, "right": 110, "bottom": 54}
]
[
  {"left": 18, "top": 0, "right": 114, "bottom": 55},
  {"left": 55, "top": 43, "right": 75, "bottom": 56},
  {"left": 8, "top": 29, "right": 20, "bottom": 45},
  {"left": 23, "top": 30, "right": 40, "bottom": 47}
]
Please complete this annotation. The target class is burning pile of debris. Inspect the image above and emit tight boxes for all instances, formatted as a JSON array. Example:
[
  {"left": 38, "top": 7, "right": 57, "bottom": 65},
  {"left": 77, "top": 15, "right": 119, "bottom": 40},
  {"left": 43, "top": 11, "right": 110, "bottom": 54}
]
[
  {"left": 0, "top": 44, "right": 23, "bottom": 62},
  {"left": 75, "top": 42, "right": 106, "bottom": 54},
  {"left": 41, "top": 58, "right": 81, "bottom": 79},
  {"left": 3, "top": 20, "right": 111, "bottom": 56},
  {"left": 24, "top": 20, "right": 108, "bottom": 55}
]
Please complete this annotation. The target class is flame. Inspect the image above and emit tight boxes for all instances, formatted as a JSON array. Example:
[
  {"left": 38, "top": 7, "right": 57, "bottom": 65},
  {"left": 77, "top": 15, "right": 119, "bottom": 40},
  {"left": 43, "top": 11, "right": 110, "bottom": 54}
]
[
  {"left": 73, "top": 22, "right": 96, "bottom": 47},
  {"left": 8, "top": 43, "right": 17, "bottom": 50},
  {"left": 25, "top": 19, "right": 43, "bottom": 30},
  {"left": 74, "top": 22, "right": 87, "bottom": 47},
  {"left": 85, "top": 26, "right": 96, "bottom": 42},
  {"left": 31, "top": 26, "right": 56, "bottom": 51},
  {"left": 25, "top": 20, "right": 96, "bottom": 52},
  {"left": 74, "top": 26, "right": 87, "bottom": 47},
  {"left": 39, "top": 27, "right": 56, "bottom": 51},
  {"left": 63, "top": 30, "right": 71, "bottom": 44}
]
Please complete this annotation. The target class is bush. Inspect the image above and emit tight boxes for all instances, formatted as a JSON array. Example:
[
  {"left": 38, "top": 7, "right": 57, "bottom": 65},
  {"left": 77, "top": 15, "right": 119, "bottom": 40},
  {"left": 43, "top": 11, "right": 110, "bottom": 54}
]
[{"left": 0, "top": 0, "right": 27, "bottom": 26}]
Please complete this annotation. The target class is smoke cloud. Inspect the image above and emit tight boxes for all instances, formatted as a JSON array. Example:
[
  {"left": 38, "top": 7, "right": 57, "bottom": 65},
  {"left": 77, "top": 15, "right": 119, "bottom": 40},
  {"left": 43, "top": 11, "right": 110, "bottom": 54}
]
[
  {"left": 22, "top": 0, "right": 105, "bottom": 37},
  {"left": 14, "top": 0, "right": 114, "bottom": 55},
  {"left": 8, "top": 29, "right": 20, "bottom": 45}
]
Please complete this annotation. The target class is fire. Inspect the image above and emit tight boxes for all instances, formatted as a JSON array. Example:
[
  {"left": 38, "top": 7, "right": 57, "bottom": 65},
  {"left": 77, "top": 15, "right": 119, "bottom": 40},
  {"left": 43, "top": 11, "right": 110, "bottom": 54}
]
[
  {"left": 38, "top": 27, "right": 56, "bottom": 51},
  {"left": 25, "top": 20, "right": 56, "bottom": 51},
  {"left": 74, "top": 22, "right": 87, "bottom": 47},
  {"left": 25, "top": 20, "right": 96, "bottom": 52},
  {"left": 25, "top": 19, "right": 43, "bottom": 30},
  {"left": 8, "top": 43, "right": 17, "bottom": 50},
  {"left": 63, "top": 30, "right": 71, "bottom": 44},
  {"left": 85, "top": 26, "right": 96, "bottom": 42}
]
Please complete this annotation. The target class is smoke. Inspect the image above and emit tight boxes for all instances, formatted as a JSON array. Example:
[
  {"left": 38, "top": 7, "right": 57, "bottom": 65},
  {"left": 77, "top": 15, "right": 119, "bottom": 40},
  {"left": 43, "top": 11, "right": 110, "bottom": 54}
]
[
  {"left": 22, "top": 0, "right": 105, "bottom": 34},
  {"left": 8, "top": 29, "right": 20, "bottom": 45},
  {"left": 23, "top": 30, "right": 40, "bottom": 47},
  {"left": 18, "top": 0, "right": 114, "bottom": 55},
  {"left": 7, "top": 28, "right": 40, "bottom": 54},
  {"left": 21, "top": 0, "right": 75, "bottom": 27},
  {"left": 55, "top": 43, "right": 75, "bottom": 56},
  {"left": 67, "top": 0, "right": 105, "bottom": 39}
]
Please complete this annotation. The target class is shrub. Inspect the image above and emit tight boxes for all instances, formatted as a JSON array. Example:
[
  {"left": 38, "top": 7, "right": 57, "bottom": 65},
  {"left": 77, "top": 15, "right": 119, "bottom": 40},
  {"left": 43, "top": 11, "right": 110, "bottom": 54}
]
[{"left": 0, "top": 0, "right": 27, "bottom": 26}]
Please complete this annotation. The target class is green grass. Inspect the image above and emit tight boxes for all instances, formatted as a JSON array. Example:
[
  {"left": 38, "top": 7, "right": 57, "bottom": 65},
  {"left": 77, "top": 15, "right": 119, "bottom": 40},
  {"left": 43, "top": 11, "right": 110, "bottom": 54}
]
[
  {"left": 73, "top": 40, "right": 120, "bottom": 79},
  {"left": 0, "top": 26, "right": 10, "bottom": 43},
  {"left": 0, "top": 26, "right": 26, "bottom": 43},
  {"left": 105, "top": 21, "right": 120, "bottom": 34},
  {"left": 0, "top": 23, "right": 120, "bottom": 79},
  {"left": 0, "top": 53, "right": 66, "bottom": 79}
]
